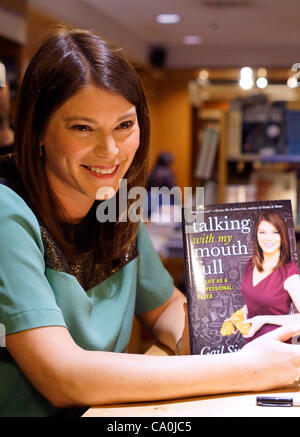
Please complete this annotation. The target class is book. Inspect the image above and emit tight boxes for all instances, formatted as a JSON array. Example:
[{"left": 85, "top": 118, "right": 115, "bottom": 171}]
[
  {"left": 182, "top": 200, "right": 298, "bottom": 355},
  {"left": 226, "top": 109, "right": 242, "bottom": 159},
  {"left": 194, "top": 126, "right": 219, "bottom": 180}
]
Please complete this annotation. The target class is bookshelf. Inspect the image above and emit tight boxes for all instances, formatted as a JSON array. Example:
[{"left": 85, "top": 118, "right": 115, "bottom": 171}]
[
  {"left": 191, "top": 105, "right": 228, "bottom": 204},
  {"left": 190, "top": 87, "right": 300, "bottom": 236}
]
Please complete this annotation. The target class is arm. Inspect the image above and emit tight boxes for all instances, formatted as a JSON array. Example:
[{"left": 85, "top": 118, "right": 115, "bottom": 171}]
[
  {"left": 285, "top": 274, "right": 300, "bottom": 312},
  {"left": 244, "top": 274, "right": 300, "bottom": 337},
  {"left": 6, "top": 303, "right": 300, "bottom": 409},
  {"left": 137, "top": 286, "right": 189, "bottom": 353}
]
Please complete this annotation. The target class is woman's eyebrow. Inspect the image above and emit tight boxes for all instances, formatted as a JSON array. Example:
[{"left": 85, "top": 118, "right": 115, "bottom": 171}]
[
  {"left": 63, "top": 110, "right": 137, "bottom": 123},
  {"left": 116, "top": 110, "right": 137, "bottom": 122},
  {"left": 63, "top": 116, "right": 97, "bottom": 123}
]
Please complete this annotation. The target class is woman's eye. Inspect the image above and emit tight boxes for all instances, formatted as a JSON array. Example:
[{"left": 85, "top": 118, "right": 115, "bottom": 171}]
[
  {"left": 117, "top": 120, "right": 134, "bottom": 130},
  {"left": 72, "top": 124, "right": 92, "bottom": 132}
]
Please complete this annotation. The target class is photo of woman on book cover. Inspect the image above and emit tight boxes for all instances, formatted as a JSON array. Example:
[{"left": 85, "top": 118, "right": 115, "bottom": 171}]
[{"left": 238, "top": 210, "right": 300, "bottom": 341}]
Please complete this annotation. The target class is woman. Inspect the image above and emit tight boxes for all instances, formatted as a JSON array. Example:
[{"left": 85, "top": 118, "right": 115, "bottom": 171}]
[
  {"left": 241, "top": 210, "right": 300, "bottom": 340},
  {"left": 0, "top": 26, "right": 300, "bottom": 417}
]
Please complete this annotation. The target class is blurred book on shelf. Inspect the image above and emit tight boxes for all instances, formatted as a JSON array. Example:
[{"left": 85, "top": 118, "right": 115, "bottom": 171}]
[
  {"left": 250, "top": 170, "right": 297, "bottom": 222},
  {"left": 194, "top": 126, "right": 219, "bottom": 179},
  {"left": 204, "top": 180, "right": 217, "bottom": 205},
  {"left": 226, "top": 109, "right": 242, "bottom": 159}
]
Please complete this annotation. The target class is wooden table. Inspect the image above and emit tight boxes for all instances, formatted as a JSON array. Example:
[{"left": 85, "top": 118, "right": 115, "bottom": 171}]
[{"left": 82, "top": 344, "right": 300, "bottom": 417}]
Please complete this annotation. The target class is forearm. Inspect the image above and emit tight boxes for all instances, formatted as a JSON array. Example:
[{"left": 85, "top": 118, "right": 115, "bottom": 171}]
[
  {"left": 8, "top": 324, "right": 300, "bottom": 410},
  {"left": 63, "top": 348, "right": 255, "bottom": 408},
  {"left": 151, "top": 295, "right": 186, "bottom": 352},
  {"left": 138, "top": 287, "right": 187, "bottom": 353}
]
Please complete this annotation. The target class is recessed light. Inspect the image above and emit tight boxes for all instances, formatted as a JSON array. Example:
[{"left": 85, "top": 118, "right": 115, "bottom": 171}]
[
  {"left": 156, "top": 13, "right": 181, "bottom": 24},
  {"left": 183, "top": 35, "right": 203, "bottom": 45},
  {"left": 256, "top": 77, "right": 268, "bottom": 89},
  {"left": 287, "top": 77, "right": 298, "bottom": 88}
]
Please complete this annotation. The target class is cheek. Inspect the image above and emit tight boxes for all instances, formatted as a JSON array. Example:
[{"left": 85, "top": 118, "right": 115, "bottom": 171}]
[
  {"left": 123, "top": 131, "right": 140, "bottom": 159},
  {"left": 45, "top": 132, "right": 86, "bottom": 162}
]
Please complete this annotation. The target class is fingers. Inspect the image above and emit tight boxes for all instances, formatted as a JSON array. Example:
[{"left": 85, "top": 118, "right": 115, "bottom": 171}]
[{"left": 262, "top": 323, "right": 300, "bottom": 343}]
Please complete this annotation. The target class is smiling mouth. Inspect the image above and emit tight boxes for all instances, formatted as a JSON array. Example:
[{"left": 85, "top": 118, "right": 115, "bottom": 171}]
[{"left": 82, "top": 164, "right": 119, "bottom": 176}]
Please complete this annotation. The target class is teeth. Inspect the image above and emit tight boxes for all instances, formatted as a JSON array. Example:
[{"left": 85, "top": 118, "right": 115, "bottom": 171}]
[{"left": 87, "top": 166, "right": 117, "bottom": 174}]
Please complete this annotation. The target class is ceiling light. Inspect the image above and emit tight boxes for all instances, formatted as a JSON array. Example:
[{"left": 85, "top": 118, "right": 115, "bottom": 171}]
[
  {"left": 239, "top": 66, "right": 254, "bottom": 90},
  {"left": 287, "top": 76, "right": 298, "bottom": 88},
  {"left": 240, "top": 66, "right": 252, "bottom": 77},
  {"left": 198, "top": 70, "right": 209, "bottom": 80},
  {"left": 183, "top": 35, "right": 203, "bottom": 45},
  {"left": 156, "top": 13, "right": 181, "bottom": 24},
  {"left": 256, "top": 77, "right": 268, "bottom": 89}
]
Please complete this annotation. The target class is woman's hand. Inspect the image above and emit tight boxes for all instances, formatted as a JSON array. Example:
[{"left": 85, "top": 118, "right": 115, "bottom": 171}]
[
  {"left": 237, "top": 324, "right": 300, "bottom": 391},
  {"left": 242, "top": 315, "right": 265, "bottom": 338}
]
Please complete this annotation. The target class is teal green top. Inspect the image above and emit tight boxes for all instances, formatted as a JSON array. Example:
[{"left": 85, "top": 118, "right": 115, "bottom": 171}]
[{"left": 0, "top": 184, "right": 174, "bottom": 417}]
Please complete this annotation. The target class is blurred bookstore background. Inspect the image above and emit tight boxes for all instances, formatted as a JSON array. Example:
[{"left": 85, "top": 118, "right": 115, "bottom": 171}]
[{"left": 2, "top": 0, "right": 300, "bottom": 350}]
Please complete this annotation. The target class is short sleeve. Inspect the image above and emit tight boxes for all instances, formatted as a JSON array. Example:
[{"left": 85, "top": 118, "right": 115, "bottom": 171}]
[
  {"left": 0, "top": 185, "right": 66, "bottom": 335},
  {"left": 285, "top": 260, "right": 300, "bottom": 278},
  {"left": 135, "top": 222, "right": 174, "bottom": 314}
]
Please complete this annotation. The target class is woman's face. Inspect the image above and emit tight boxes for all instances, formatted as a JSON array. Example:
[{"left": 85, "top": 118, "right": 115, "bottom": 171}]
[
  {"left": 41, "top": 84, "right": 140, "bottom": 220},
  {"left": 257, "top": 220, "right": 281, "bottom": 256}
]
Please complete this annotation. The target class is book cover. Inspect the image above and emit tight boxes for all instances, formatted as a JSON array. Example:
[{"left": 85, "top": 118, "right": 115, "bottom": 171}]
[{"left": 182, "top": 200, "right": 298, "bottom": 355}]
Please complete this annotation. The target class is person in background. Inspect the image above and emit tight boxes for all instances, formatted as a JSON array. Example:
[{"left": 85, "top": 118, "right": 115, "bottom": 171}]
[
  {"left": 0, "top": 62, "right": 14, "bottom": 155},
  {"left": 0, "top": 26, "right": 300, "bottom": 417},
  {"left": 146, "top": 151, "right": 176, "bottom": 218}
]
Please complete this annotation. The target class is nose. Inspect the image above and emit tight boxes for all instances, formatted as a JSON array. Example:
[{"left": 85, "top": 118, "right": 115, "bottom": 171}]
[
  {"left": 264, "top": 233, "right": 273, "bottom": 241},
  {"left": 93, "top": 134, "right": 119, "bottom": 159}
]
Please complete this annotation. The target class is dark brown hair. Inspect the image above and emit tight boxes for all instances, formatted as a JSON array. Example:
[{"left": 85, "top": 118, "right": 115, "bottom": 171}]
[
  {"left": 14, "top": 25, "right": 150, "bottom": 262},
  {"left": 253, "top": 210, "right": 291, "bottom": 272}
]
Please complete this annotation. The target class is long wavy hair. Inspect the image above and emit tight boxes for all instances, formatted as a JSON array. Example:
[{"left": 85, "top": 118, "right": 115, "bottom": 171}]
[
  {"left": 253, "top": 211, "right": 291, "bottom": 272},
  {"left": 14, "top": 25, "right": 150, "bottom": 262}
]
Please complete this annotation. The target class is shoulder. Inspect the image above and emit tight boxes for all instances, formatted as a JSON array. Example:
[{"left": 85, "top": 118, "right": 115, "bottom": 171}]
[
  {"left": 282, "top": 260, "right": 299, "bottom": 278},
  {"left": 0, "top": 183, "right": 42, "bottom": 246}
]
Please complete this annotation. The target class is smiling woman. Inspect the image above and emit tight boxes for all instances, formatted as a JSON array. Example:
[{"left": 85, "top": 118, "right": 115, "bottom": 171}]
[
  {"left": 14, "top": 25, "right": 149, "bottom": 265},
  {"left": 238, "top": 211, "right": 300, "bottom": 341},
  {"left": 41, "top": 85, "right": 140, "bottom": 222}
]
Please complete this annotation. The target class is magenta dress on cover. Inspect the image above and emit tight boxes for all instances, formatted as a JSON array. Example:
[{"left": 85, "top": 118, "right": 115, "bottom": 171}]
[{"left": 241, "top": 258, "right": 299, "bottom": 341}]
